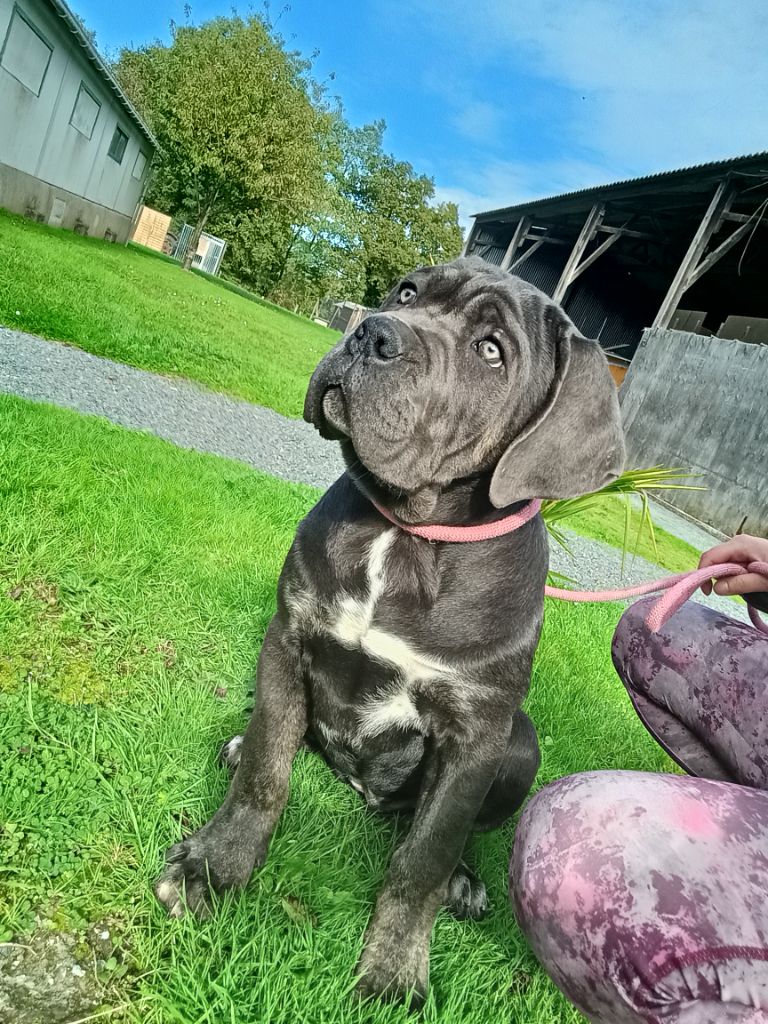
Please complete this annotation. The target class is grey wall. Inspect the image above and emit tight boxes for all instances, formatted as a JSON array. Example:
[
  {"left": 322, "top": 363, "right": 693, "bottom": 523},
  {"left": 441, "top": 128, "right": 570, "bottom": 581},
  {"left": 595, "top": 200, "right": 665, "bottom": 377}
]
[
  {"left": 0, "top": 0, "right": 152, "bottom": 239},
  {"left": 620, "top": 328, "right": 768, "bottom": 536}
]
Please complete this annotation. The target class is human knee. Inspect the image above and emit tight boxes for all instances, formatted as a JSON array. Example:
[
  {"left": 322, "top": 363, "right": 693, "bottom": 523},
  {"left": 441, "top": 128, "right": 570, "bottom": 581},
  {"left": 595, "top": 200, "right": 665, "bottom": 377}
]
[{"left": 511, "top": 772, "right": 648, "bottom": 932}]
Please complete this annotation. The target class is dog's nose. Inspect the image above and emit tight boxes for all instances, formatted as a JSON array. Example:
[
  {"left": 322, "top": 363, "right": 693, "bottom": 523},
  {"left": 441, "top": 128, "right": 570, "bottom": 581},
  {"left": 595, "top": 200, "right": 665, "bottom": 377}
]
[{"left": 355, "top": 315, "right": 404, "bottom": 360}]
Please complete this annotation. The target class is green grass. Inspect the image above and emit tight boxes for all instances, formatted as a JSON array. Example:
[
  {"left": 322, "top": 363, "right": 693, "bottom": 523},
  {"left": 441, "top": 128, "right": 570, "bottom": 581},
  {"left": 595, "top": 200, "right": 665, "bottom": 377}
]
[
  {"left": 0, "top": 210, "right": 337, "bottom": 418},
  {"left": 0, "top": 395, "right": 674, "bottom": 1024},
  {"left": 562, "top": 496, "right": 703, "bottom": 573}
]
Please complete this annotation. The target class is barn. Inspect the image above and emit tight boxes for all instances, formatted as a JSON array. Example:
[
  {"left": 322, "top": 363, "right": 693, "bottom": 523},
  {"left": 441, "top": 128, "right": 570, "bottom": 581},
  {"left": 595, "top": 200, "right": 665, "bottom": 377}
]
[
  {"left": 0, "top": 0, "right": 155, "bottom": 241},
  {"left": 463, "top": 153, "right": 768, "bottom": 384}
]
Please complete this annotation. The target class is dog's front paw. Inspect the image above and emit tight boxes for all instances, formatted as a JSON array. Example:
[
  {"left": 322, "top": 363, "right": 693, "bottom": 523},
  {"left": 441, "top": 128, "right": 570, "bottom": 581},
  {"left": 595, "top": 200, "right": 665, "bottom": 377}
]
[
  {"left": 355, "top": 938, "right": 429, "bottom": 1007},
  {"left": 445, "top": 862, "right": 488, "bottom": 920},
  {"left": 218, "top": 734, "right": 244, "bottom": 773},
  {"left": 155, "top": 819, "right": 258, "bottom": 919}
]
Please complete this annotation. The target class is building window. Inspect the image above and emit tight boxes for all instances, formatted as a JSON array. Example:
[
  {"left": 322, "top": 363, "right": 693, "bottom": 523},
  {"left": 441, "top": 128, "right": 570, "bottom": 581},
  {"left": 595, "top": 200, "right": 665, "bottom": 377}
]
[
  {"left": 0, "top": 5, "right": 53, "bottom": 96},
  {"left": 69, "top": 82, "right": 100, "bottom": 138},
  {"left": 107, "top": 125, "right": 129, "bottom": 164},
  {"left": 132, "top": 150, "right": 148, "bottom": 180}
]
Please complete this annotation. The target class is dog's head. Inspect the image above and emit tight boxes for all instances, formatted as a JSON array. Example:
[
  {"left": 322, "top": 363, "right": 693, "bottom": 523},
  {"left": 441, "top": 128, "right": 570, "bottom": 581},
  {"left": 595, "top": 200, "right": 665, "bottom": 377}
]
[{"left": 304, "top": 257, "right": 624, "bottom": 510}]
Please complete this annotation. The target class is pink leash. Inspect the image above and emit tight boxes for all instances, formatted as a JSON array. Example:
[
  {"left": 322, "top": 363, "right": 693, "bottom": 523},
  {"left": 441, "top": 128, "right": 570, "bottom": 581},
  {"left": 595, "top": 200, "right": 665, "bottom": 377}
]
[{"left": 372, "top": 498, "right": 768, "bottom": 635}]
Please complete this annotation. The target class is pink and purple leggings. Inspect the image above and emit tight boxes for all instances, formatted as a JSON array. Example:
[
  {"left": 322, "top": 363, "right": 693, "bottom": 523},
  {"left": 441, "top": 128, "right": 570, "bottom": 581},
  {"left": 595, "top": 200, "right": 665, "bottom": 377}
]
[{"left": 511, "top": 598, "right": 768, "bottom": 1023}]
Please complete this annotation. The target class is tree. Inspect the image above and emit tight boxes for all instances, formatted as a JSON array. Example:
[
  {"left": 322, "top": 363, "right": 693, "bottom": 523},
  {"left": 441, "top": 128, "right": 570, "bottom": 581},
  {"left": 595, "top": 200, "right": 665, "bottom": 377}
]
[
  {"left": 326, "top": 121, "right": 463, "bottom": 307},
  {"left": 114, "top": 15, "right": 332, "bottom": 271},
  {"left": 114, "top": 15, "right": 462, "bottom": 311}
]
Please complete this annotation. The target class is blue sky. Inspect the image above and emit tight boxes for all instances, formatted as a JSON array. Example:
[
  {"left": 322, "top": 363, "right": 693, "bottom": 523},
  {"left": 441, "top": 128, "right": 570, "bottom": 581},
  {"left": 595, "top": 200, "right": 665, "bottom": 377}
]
[{"left": 79, "top": 0, "right": 768, "bottom": 228}]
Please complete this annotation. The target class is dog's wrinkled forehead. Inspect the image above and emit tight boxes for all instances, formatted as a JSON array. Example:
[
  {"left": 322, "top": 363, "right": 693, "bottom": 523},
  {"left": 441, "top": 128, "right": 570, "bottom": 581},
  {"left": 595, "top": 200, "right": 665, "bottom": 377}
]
[{"left": 378, "top": 256, "right": 553, "bottom": 343}]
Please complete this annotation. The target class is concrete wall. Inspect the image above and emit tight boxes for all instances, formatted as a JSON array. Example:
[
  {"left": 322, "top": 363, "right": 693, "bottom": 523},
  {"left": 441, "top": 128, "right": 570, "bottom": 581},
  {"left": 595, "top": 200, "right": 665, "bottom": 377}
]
[
  {"left": 620, "top": 328, "right": 768, "bottom": 536},
  {"left": 0, "top": 0, "right": 152, "bottom": 240}
]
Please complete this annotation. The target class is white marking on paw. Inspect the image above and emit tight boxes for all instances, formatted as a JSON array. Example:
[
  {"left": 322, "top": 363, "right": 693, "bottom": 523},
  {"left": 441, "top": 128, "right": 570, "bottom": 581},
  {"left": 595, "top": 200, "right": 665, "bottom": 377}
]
[
  {"left": 222, "top": 735, "right": 243, "bottom": 761},
  {"left": 156, "top": 880, "right": 178, "bottom": 903}
]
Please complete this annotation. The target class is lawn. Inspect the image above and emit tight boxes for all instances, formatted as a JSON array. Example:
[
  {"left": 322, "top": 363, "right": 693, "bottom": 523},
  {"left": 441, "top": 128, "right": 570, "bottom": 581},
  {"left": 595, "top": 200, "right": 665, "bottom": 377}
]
[
  {"left": 561, "top": 496, "right": 702, "bottom": 574},
  {"left": 0, "top": 210, "right": 337, "bottom": 418},
  {"left": 0, "top": 395, "right": 674, "bottom": 1024}
]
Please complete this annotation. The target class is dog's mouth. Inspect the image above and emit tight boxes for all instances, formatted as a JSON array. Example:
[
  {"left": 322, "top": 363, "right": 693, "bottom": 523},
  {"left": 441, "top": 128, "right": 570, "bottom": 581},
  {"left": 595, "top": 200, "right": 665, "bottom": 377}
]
[
  {"left": 303, "top": 381, "right": 350, "bottom": 440},
  {"left": 321, "top": 387, "right": 350, "bottom": 438}
]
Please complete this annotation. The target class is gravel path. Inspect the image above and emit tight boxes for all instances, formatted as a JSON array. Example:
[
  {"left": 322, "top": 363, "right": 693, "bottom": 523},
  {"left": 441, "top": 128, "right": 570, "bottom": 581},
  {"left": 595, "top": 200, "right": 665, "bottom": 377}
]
[
  {"left": 549, "top": 528, "right": 749, "bottom": 623},
  {"left": 0, "top": 326, "right": 750, "bottom": 623},
  {"left": 0, "top": 326, "right": 345, "bottom": 489}
]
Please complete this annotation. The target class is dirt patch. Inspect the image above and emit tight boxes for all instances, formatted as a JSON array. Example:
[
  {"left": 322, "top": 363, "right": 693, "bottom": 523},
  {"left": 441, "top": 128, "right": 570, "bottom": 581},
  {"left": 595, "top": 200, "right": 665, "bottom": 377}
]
[{"left": 0, "top": 918, "right": 127, "bottom": 1024}]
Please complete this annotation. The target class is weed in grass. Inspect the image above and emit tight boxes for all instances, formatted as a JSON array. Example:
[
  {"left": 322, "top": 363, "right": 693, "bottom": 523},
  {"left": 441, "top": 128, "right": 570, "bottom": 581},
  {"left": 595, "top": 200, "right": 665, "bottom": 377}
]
[
  {"left": 0, "top": 210, "right": 337, "bottom": 418},
  {"left": 0, "top": 395, "right": 676, "bottom": 1023},
  {"left": 560, "top": 495, "right": 704, "bottom": 573}
]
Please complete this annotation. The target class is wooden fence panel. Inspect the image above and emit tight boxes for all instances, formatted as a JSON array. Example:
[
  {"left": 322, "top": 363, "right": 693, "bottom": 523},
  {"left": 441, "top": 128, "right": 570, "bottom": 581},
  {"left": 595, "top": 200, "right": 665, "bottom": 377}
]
[
  {"left": 620, "top": 328, "right": 768, "bottom": 536},
  {"left": 130, "top": 206, "right": 172, "bottom": 252}
]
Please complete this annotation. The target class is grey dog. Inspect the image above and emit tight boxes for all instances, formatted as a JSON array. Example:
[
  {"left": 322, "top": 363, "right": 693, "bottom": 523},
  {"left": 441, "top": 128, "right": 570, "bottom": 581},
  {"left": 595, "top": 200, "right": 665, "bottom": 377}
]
[{"left": 155, "top": 256, "right": 625, "bottom": 1003}]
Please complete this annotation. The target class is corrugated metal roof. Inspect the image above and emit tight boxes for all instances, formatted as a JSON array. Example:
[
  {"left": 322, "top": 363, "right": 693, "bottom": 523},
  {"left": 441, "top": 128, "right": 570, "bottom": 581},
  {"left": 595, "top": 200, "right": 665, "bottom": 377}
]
[
  {"left": 474, "top": 151, "right": 768, "bottom": 220},
  {"left": 46, "top": 0, "right": 156, "bottom": 146}
]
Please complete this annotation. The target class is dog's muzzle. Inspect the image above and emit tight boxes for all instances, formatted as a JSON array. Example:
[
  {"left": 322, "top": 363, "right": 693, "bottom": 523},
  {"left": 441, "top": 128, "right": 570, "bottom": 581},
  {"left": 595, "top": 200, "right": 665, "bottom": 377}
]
[{"left": 303, "top": 348, "right": 351, "bottom": 439}]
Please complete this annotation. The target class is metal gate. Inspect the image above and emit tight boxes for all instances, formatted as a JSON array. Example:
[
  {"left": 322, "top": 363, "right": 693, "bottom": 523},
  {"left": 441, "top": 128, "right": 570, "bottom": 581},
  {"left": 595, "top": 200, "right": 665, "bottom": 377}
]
[{"left": 171, "top": 225, "right": 227, "bottom": 276}]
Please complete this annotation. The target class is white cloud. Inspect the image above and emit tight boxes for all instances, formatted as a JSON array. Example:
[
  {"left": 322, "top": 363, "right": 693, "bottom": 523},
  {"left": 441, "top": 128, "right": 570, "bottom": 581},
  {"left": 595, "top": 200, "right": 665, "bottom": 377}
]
[
  {"left": 435, "top": 157, "right": 623, "bottom": 229},
  {"left": 453, "top": 100, "right": 501, "bottom": 144},
  {"left": 436, "top": 0, "right": 767, "bottom": 166},
  {"left": 411, "top": 0, "right": 768, "bottom": 225}
]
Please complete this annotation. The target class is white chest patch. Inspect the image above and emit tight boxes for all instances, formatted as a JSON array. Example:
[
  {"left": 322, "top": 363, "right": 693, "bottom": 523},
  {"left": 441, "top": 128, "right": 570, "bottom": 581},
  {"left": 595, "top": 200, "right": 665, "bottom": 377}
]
[{"left": 330, "top": 529, "right": 453, "bottom": 691}]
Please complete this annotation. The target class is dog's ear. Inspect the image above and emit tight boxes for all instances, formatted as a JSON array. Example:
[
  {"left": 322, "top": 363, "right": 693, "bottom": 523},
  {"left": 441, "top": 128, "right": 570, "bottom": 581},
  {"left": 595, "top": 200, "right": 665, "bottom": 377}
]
[{"left": 489, "top": 316, "right": 625, "bottom": 506}]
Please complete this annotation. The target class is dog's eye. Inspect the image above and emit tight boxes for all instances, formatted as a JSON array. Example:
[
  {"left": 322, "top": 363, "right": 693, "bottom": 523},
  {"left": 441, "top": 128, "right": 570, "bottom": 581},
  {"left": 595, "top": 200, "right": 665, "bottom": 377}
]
[
  {"left": 398, "top": 284, "right": 417, "bottom": 304},
  {"left": 476, "top": 338, "right": 503, "bottom": 368}
]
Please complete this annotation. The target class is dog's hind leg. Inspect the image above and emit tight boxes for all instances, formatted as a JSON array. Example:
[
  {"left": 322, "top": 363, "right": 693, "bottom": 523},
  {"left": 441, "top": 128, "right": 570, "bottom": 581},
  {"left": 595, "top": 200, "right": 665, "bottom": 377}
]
[
  {"left": 474, "top": 710, "right": 540, "bottom": 832},
  {"left": 155, "top": 617, "right": 306, "bottom": 918},
  {"left": 355, "top": 712, "right": 518, "bottom": 1004}
]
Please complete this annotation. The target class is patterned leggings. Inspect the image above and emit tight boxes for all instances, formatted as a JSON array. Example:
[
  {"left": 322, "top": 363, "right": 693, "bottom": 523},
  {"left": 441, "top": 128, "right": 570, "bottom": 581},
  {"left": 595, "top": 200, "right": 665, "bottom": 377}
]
[{"left": 511, "top": 599, "right": 768, "bottom": 1023}]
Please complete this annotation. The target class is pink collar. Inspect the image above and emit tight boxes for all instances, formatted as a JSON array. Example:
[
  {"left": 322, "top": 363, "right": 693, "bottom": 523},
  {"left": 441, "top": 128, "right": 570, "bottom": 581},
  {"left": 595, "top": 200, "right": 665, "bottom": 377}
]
[{"left": 371, "top": 497, "right": 542, "bottom": 543}]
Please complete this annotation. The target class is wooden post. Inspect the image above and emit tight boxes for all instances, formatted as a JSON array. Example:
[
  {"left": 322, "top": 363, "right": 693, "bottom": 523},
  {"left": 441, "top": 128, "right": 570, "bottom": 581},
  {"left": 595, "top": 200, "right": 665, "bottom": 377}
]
[
  {"left": 569, "top": 230, "right": 621, "bottom": 281},
  {"left": 652, "top": 180, "right": 735, "bottom": 329},
  {"left": 499, "top": 216, "right": 531, "bottom": 271},
  {"left": 461, "top": 219, "right": 478, "bottom": 257},
  {"left": 684, "top": 217, "right": 754, "bottom": 288},
  {"left": 509, "top": 234, "right": 548, "bottom": 271},
  {"left": 553, "top": 203, "right": 604, "bottom": 303}
]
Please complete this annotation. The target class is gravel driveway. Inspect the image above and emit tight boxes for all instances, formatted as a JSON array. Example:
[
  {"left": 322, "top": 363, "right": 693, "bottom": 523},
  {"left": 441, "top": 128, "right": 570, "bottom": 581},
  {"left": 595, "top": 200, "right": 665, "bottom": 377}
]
[
  {"left": 0, "top": 326, "right": 749, "bottom": 623},
  {"left": 0, "top": 326, "right": 345, "bottom": 490}
]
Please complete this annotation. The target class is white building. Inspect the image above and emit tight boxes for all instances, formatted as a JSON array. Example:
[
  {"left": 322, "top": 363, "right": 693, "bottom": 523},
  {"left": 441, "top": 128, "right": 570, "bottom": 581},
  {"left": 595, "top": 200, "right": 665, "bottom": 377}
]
[{"left": 0, "top": 0, "right": 155, "bottom": 241}]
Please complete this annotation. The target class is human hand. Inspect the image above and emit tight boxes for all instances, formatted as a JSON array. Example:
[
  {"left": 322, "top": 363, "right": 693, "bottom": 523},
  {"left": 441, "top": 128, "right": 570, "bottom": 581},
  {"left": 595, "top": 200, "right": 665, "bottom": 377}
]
[{"left": 698, "top": 534, "right": 768, "bottom": 596}]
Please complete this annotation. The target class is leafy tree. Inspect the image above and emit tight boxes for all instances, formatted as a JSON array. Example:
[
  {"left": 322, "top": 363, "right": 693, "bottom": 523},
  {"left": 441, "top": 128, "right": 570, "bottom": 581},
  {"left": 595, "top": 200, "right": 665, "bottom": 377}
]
[
  {"left": 115, "top": 15, "right": 462, "bottom": 310},
  {"left": 319, "top": 121, "right": 463, "bottom": 307},
  {"left": 114, "top": 15, "right": 332, "bottom": 271}
]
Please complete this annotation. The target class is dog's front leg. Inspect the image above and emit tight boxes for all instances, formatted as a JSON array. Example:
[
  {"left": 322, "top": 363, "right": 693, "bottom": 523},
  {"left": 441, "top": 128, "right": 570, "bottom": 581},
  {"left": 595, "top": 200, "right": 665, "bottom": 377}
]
[
  {"left": 155, "top": 617, "right": 305, "bottom": 917},
  {"left": 356, "top": 728, "right": 509, "bottom": 1004}
]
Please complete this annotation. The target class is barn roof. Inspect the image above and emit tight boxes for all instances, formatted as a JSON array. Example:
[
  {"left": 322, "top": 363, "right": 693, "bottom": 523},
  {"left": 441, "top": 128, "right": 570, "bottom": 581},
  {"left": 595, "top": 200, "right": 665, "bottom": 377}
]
[
  {"left": 474, "top": 151, "right": 768, "bottom": 221},
  {"left": 46, "top": 0, "right": 157, "bottom": 147}
]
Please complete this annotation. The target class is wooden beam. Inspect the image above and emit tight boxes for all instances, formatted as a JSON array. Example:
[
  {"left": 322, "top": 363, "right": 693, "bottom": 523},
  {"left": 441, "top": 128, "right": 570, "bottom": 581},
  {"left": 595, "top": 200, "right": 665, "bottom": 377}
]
[
  {"left": 522, "top": 232, "right": 570, "bottom": 246},
  {"left": 570, "top": 229, "right": 622, "bottom": 281},
  {"left": 685, "top": 218, "right": 755, "bottom": 288},
  {"left": 499, "top": 216, "right": 531, "bottom": 271},
  {"left": 721, "top": 210, "right": 768, "bottom": 226},
  {"left": 553, "top": 203, "right": 604, "bottom": 303},
  {"left": 598, "top": 224, "right": 655, "bottom": 240},
  {"left": 652, "top": 180, "right": 735, "bottom": 329},
  {"left": 509, "top": 236, "right": 548, "bottom": 271}
]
